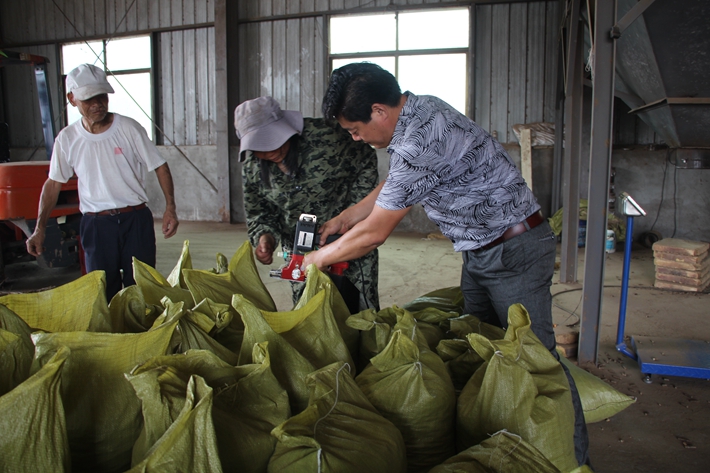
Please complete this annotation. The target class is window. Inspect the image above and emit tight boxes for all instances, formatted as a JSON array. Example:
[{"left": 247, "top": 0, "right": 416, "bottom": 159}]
[
  {"left": 330, "top": 8, "right": 469, "bottom": 114},
  {"left": 62, "top": 36, "right": 154, "bottom": 139}
]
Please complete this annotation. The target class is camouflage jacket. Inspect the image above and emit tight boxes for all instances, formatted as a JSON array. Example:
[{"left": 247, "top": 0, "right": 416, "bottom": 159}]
[{"left": 242, "top": 118, "right": 379, "bottom": 252}]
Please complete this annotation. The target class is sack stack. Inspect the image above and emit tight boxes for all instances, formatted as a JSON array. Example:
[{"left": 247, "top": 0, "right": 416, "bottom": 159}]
[{"left": 652, "top": 238, "right": 710, "bottom": 292}]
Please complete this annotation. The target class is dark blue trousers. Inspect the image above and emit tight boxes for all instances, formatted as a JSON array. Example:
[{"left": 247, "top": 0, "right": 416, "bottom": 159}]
[
  {"left": 461, "top": 220, "right": 591, "bottom": 467},
  {"left": 80, "top": 206, "right": 156, "bottom": 301}
]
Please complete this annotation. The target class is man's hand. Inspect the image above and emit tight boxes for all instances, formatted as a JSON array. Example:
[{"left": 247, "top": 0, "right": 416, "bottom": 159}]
[
  {"left": 317, "top": 214, "right": 351, "bottom": 245},
  {"left": 255, "top": 233, "right": 276, "bottom": 265},
  {"left": 162, "top": 208, "right": 179, "bottom": 238},
  {"left": 26, "top": 229, "right": 46, "bottom": 257},
  {"left": 302, "top": 249, "right": 327, "bottom": 271}
]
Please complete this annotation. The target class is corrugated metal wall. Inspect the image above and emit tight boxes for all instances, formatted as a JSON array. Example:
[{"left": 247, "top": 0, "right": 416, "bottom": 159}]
[
  {"left": 2, "top": 0, "right": 660, "bottom": 150},
  {"left": 0, "top": 0, "right": 214, "bottom": 43},
  {"left": 236, "top": 0, "right": 560, "bottom": 144},
  {"left": 0, "top": 0, "right": 216, "bottom": 150}
]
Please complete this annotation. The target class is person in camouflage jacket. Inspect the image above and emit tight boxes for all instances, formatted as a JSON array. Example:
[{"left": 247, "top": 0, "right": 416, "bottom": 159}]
[{"left": 235, "top": 96, "right": 380, "bottom": 310}]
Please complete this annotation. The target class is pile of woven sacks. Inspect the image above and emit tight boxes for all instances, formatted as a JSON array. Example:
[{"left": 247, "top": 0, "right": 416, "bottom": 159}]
[{"left": 0, "top": 240, "right": 634, "bottom": 473}]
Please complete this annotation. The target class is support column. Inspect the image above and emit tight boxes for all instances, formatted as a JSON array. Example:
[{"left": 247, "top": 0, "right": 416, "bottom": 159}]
[
  {"left": 578, "top": 0, "right": 618, "bottom": 365},
  {"left": 559, "top": 0, "right": 585, "bottom": 284}
]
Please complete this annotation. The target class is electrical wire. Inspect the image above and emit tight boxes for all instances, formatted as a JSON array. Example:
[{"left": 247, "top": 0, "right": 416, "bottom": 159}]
[
  {"left": 648, "top": 149, "right": 669, "bottom": 232},
  {"left": 551, "top": 284, "right": 699, "bottom": 328}
]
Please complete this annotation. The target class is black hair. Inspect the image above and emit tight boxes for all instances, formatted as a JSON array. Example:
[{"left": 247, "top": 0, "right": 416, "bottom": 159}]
[{"left": 321, "top": 62, "right": 401, "bottom": 126}]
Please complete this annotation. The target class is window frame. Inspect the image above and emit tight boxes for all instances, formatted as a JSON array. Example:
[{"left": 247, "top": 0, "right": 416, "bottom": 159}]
[{"left": 327, "top": 7, "right": 473, "bottom": 116}]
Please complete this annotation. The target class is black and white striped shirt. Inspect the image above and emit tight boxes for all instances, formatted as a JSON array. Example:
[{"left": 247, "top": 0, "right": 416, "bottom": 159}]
[{"left": 376, "top": 92, "right": 540, "bottom": 252}]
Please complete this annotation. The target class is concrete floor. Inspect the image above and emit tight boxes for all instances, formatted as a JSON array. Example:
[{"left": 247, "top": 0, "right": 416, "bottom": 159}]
[{"left": 2, "top": 220, "right": 709, "bottom": 472}]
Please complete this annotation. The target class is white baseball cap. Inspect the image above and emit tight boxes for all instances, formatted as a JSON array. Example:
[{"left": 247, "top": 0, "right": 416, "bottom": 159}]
[
  {"left": 234, "top": 96, "right": 303, "bottom": 162},
  {"left": 66, "top": 64, "right": 115, "bottom": 101}
]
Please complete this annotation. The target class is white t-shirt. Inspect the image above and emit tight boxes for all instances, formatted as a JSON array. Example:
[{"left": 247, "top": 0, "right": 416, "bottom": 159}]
[{"left": 49, "top": 113, "right": 166, "bottom": 214}]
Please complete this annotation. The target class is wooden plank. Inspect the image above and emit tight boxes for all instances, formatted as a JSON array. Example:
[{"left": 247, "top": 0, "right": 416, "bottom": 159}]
[
  {"left": 34, "top": 0, "right": 47, "bottom": 43},
  {"left": 287, "top": 0, "right": 300, "bottom": 15},
  {"left": 196, "top": 28, "right": 210, "bottom": 145},
  {"left": 315, "top": 0, "right": 330, "bottom": 13},
  {"left": 285, "top": 18, "right": 300, "bottom": 111},
  {"left": 171, "top": 0, "right": 183, "bottom": 27},
  {"left": 271, "top": 21, "right": 287, "bottom": 103},
  {"left": 272, "top": 1, "right": 285, "bottom": 16},
  {"left": 147, "top": 0, "right": 160, "bottom": 29},
  {"left": 272, "top": 21, "right": 287, "bottom": 102},
  {"left": 183, "top": 29, "right": 197, "bottom": 145},
  {"left": 160, "top": 0, "right": 171, "bottom": 28},
  {"left": 161, "top": 31, "right": 174, "bottom": 144},
  {"left": 206, "top": 0, "right": 214, "bottom": 23},
  {"left": 196, "top": 0, "right": 209, "bottom": 23},
  {"left": 300, "top": 17, "right": 316, "bottom": 116},
  {"left": 83, "top": 0, "right": 95, "bottom": 38},
  {"left": 314, "top": 15, "right": 325, "bottom": 117},
  {"left": 520, "top": 127, "right": 533, "bottom": 189},
  {"left": 489, "top": 3, "right": 509, "bottom": 142},
  {"left": 137, "top": 0, "right": 149, "bottom": 31},
  {"left": 474, "top": 4, "right": 492, "bottom": 130},
  {"left": 238, "top": 24, "right": 255, "bottom": 100},
  {"left": 172, "top": 30, "right": 186, "bottom": 145},
  {"left": 208, "top": 26, "right": 216, "bottom": 145},
  {"left": 507, "top": 2, "right": 527, "bottom": 142},
  {"left": 183, "top": 0, "right": 195, "bottom": 25},
  {"left": 64, "top": 0, "right": 77, "bottom": 39},
  {"left": 301, "top": 0, "right": 315, "bottom": 14},
  {"left": 259, "top": 0, "right": 272, "bottom": 17},
  {"left": 259, "top": 22, "right": 272, "bottom": 96},
  {"left": 542, "top": 0, "right": 559, "bottom": 122},
  {"left": 525, "top": 1, "right": 545, "bottom": 123}
]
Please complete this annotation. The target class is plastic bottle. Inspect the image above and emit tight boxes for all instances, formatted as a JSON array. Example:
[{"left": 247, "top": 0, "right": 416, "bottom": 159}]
[{"left": 605, "top": 229, "right": 616, "bottom": 253}]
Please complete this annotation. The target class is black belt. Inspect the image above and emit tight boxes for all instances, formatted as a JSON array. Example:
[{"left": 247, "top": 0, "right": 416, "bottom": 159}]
[
  {"left": 85, "top": 203, "right": 147, "bottom": 216},
  {"left": 478, "top": 211, "right": 545, "bottom": 251}
]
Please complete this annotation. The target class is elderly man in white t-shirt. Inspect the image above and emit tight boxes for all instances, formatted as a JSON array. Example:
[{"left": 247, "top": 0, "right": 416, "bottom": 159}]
[{"left": 26, "top": 63, "right": 178, "bottom": 300}]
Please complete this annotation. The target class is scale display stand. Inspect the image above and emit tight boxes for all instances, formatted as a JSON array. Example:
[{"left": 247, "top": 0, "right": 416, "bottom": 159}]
[{"left": 614, "top": 192, "right": 710, "bottom": 383}]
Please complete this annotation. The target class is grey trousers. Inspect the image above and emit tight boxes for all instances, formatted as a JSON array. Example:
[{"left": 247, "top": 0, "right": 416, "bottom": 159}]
[{"left": 461, "top": 220, "right": 590, "bottom": 467}]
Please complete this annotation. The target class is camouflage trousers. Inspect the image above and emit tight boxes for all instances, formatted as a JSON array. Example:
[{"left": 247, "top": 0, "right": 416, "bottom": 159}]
[{"left": 289, "top": 249, "right": 380, "bottom": 312}]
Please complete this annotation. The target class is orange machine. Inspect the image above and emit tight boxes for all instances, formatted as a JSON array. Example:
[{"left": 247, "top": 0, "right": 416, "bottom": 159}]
[
  {"left": 0, "top": 51, "right": 83, "bottom": 277},
  {"left": 0, "top": 162, "right": 82, "bottom": 270}
]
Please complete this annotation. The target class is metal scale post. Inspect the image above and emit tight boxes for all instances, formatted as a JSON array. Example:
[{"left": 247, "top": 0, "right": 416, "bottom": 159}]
[{"left": 615, "top": 192, "right": 710, "bottom": 383}]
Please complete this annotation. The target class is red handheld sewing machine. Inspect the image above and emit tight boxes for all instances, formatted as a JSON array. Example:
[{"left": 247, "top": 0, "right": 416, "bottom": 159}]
[{"left": 269, "top": 213, "right": 348, "bottom": 282}]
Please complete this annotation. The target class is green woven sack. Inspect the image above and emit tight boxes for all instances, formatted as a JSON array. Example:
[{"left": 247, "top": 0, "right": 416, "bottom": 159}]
[
  {"left": 557, "top": 350, "right": 636, "bottom": 423},
  {"left": 457, "top": 303, "right": 578, "bottom": 473},
  {"left": 157, "top": 298, "right": 238, "bottom": 366},
  {"left": 429, "top": 430, "right": 560, "bottom": 473},
  {"left": 129, "top": 346, "right": 290, "bottom": 473},
  {"left": 182, "top": 241, "right": 277, "bottom": 353},
  {"left": 233, "top": 294, "right": 317, "bottom": 413},
  {"left": 347, "top": 305, "right": 433, "bottom": 370},
  {"left": 183, "top": 240, "right": 276, "bottom": 312},
  {"left": 401, "top": 286, "right": 465, "bottom": 314},
  {"left": 166, "top": 240, "right": 193, "bottom": 289},
  {"left": 296, "top": 265, "right": 360, "bottom": 365},
  {"left": 107, "top": 285, "right": 162, "bottom": 333},
  {"left": 30, "top": 318, "right": 179, "bottom": 473},
  {"left": 356, "top": 329, "right": 456, "bottom": 473},
  {"left": 125, "top": 375, "right": 223, "bottom": 473},
  {"left": 235, "top": 288, "right": 354, "bottom": 413},
  {"left": 0, "top": 347, "right": 71, "bottom": 473},
  {"left": 0, "top": 270, "right": 113, "bottom": 332},
  {"left": 269, "top": 361, "right": 407, "bottom": 473},
  {"left": 0, "top": 304, "right": 34, "bottom": 395},
  {"left": 436, "top": 315, "right": 506, "bottom": 393},
  {"left": 134, "top": 257, "right": 195, "bottom": 309}
]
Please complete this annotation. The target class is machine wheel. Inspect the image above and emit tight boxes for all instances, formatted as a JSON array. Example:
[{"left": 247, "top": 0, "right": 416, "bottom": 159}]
[{"left": 643, "top": 374, "right": 653, "bottom": 384}]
